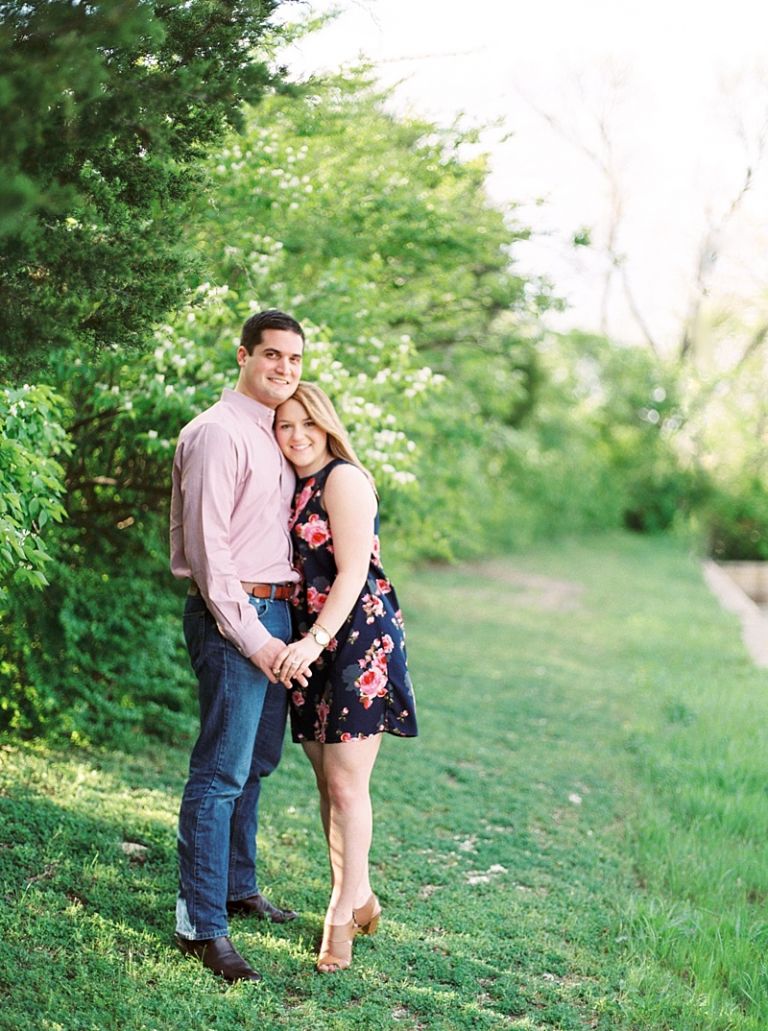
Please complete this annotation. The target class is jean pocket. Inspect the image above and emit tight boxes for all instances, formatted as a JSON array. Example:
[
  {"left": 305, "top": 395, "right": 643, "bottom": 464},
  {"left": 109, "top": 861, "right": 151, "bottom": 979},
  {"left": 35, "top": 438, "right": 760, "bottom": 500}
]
[
  {"left": 248, "top": 596, "right": 269, "bottom": 619},
  {"left": 183, "top": 609, "right": 209, "bottom": 674}
]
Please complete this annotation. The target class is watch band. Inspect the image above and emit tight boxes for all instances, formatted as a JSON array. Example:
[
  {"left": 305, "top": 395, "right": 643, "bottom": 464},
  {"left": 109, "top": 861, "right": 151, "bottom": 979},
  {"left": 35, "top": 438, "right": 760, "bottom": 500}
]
[{"left": 309, "top": 623, "right": 331, "bottom": 647}]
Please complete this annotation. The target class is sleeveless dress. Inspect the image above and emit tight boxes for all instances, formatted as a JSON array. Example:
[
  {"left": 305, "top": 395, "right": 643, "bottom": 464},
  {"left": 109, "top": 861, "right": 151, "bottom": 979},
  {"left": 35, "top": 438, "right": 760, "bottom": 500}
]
[{"left": 288, "top": 458, "right": 418, "bottom": 744}]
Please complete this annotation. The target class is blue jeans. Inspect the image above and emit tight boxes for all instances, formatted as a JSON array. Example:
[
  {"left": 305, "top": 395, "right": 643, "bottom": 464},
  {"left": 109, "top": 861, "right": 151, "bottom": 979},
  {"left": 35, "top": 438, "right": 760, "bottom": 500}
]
[{"left": 176, "top": 592, "right": 291, "bottom": 940}]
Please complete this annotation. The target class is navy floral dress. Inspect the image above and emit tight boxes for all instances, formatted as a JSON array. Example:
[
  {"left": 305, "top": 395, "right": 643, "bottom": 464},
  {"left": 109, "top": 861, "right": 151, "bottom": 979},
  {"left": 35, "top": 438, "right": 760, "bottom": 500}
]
[{"left": 288, "top": 458, "right": 418, "bottom": 744}]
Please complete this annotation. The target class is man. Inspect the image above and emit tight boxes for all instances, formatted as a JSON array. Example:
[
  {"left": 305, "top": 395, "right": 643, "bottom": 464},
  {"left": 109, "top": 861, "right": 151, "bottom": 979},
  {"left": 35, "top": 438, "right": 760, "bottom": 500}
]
[{"left": 169, "top": 309, "right": 306, "bottom": 983}]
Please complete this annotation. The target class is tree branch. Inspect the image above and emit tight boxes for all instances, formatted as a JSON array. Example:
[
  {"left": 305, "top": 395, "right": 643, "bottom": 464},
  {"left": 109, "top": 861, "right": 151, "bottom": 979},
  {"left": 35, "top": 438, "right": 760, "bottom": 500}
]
[{"left": 732, "top": 321, "right": 768, "bottom": 373}]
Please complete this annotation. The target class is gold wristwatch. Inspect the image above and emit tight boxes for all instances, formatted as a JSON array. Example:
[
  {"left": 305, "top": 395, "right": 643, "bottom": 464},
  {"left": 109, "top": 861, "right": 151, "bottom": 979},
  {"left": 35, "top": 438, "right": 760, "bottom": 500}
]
[{"left": 308, "top": 623, "right": 331, "bottom": 648}]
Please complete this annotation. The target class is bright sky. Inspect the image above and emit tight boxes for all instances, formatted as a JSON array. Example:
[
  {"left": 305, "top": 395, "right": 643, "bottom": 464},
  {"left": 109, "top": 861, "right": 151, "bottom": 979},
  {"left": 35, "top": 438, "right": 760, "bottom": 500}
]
[{"left": 280, "top": 0, "right": 768, "bottom": 350}]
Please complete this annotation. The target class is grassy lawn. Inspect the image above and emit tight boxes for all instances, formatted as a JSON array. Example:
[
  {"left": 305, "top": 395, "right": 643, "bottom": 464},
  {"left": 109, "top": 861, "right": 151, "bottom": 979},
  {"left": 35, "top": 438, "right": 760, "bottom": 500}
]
[{"left": 1, "top": 532, "right": 766, "bottom": 1030}]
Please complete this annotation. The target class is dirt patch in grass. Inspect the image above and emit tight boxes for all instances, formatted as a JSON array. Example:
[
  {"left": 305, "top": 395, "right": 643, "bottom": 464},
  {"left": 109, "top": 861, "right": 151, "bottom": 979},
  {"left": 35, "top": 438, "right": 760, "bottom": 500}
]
[{"left": 467, "top": 559, "right": 584, "bottom": 611}]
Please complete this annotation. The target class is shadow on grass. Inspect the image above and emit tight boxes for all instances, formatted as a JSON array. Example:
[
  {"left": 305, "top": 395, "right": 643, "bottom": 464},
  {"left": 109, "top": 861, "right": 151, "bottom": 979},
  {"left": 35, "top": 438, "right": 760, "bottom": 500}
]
[{"left": 0, "top": 785, "right": 176, "bottom": 933}]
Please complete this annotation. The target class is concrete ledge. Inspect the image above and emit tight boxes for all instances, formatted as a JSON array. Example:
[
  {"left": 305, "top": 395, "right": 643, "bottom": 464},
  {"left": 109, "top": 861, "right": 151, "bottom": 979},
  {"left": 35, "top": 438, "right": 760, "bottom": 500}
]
[
  {"left": 716, "top": 560, "right": 768, "bottom": 604},
  {"left": 702, "top": 560, "right": 768, "bottom": 668}
]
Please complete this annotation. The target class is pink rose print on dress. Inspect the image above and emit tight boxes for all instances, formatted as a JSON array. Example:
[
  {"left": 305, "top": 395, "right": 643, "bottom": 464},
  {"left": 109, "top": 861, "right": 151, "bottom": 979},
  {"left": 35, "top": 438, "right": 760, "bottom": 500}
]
[
  {"left": 292, "top": 690, "right": 305, "bottom": 708},
  {"left": 289, "top": 478, "right": 316, "bottom": 530},
  {"left": 355, "top": 666, "right": 388, "bottom": 709},
  {"left": 314, "top": 698, "right": 330, "bottom": 743},
  {"left": 297, "top": 513, "right": 331, "bottom": 548},
  {"left": 373, "top": 648, "right": 389, "bottom": 675},
  {"left": 372, "top": 535, "right": 381, "bottom": 563},
  {"left": 376, "top": 578, "right": 392, "bottom": 594},
  {"left": 307, "top": 585, "right": 328, "bottom": 613},
  {"left": 362, "top": 593, "right": 385, "bottom": 624},
  {"left": 381, "top": 634, "right": 394, "bottom": 654},
  {"left": 357, "top": 638, "right": 388, "bottom": 675}
]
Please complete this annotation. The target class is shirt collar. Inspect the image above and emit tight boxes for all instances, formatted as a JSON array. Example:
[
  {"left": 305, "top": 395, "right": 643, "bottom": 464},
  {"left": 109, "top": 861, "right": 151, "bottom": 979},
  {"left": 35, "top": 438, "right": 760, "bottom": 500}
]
[{"left": 221, "top": 388, "right": 276, "bottom": 428}]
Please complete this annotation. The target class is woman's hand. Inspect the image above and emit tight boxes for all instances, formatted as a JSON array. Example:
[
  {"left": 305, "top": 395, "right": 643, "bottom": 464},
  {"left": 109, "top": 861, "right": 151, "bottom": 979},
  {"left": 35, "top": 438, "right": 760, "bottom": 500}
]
[{"left": 273, "top": 635, "right": 323, "bottom": 688}]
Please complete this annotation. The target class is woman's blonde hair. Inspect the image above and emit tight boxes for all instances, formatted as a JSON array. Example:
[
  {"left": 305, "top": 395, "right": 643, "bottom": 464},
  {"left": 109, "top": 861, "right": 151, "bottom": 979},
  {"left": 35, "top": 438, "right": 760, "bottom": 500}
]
[{"left": 285, "top": 382, "right": 376, "bottom": 491}]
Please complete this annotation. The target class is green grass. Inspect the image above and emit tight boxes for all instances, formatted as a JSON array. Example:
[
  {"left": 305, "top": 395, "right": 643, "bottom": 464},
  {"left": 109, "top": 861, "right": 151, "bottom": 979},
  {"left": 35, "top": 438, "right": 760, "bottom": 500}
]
[{"left": 1, "top": 532, "right": 767, "bottom": 1030}]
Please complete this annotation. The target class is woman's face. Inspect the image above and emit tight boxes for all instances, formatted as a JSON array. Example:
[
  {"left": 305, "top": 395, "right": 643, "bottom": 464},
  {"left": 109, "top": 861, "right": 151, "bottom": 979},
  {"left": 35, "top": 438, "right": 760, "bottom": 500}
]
[{"left": 275, "top": 397, "right": 331, "bottom": 475}]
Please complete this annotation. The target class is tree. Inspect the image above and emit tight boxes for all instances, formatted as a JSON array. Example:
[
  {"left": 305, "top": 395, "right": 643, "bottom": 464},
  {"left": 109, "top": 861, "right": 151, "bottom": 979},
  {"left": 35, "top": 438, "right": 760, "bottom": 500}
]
[
  {"left": 191, "top": 69, "right": 547, "bottom": 365},
  {"left": 0, "top": 0, "right": 290, "bottom": 378},
  {"left": 0, "top": 0, "right": 296, "bottom": 589},
  {"left": 522, "top": 64, "right": 768, "bottom": 555}
]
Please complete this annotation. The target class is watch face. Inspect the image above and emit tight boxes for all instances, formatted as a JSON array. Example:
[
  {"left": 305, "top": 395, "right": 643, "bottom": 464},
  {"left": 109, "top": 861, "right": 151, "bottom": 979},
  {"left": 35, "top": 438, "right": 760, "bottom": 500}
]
[{"left": 313, "top": 625, "right": 330, "bottom": 645}]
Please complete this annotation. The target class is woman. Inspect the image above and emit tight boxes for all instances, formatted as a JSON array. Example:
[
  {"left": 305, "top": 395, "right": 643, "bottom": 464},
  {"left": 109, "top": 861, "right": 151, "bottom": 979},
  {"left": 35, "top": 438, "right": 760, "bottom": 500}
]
[{"left": 273, "top": 382, "right": 418, "bottom": 973}]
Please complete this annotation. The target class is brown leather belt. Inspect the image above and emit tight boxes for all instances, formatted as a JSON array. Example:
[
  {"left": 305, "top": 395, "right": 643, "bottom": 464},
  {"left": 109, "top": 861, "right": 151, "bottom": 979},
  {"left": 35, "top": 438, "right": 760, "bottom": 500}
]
[
  {"left": 188, "top": 581, "right": 294, "bottom": 601},
  {"left": 242, "top": 581, "right": 294, "bottom": 601}
]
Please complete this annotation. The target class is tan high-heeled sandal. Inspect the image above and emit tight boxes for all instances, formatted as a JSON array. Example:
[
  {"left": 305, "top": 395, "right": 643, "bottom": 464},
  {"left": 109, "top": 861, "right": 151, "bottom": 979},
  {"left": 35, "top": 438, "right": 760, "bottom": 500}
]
[
  {"left": 353, "top": 893, "right": 381, "bottom": 935},
  {"left": 316, "top": 918, "right": 357, "bottom": 973}
]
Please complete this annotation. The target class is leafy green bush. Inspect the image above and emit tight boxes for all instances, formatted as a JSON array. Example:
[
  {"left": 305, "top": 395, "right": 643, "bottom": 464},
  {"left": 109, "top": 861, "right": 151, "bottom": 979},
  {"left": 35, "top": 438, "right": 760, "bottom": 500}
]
[
  {"left": 515, "top": 330, "right": 710, "bottom": 539},
  {"left": 0, "top": 384, "right": 70, "bottom": 589},
  {"left": 703, "top": 480, "right": 768, "bottom": 560},
  {"left": 0, "top": 514, "right": 195, "bottom": 746},
  {"left": 622, "top": 466, "right": 713, "bottom": 535}
]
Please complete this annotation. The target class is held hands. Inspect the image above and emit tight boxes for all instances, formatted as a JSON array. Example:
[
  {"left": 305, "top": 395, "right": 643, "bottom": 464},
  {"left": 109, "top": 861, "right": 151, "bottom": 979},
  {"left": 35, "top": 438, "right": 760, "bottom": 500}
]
[
  {"left": 250, "top": 636, "right": 311, "bottom": 688},
  {"left": 272, "top": 635, "right": 323, "bottom": 689}
]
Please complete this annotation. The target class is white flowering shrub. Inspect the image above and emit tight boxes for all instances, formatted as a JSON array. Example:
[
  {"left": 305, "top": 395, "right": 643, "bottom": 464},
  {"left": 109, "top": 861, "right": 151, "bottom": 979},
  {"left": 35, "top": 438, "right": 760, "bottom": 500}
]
[{"left": 110, "top": 285, "right": 440, "bottom": 498}]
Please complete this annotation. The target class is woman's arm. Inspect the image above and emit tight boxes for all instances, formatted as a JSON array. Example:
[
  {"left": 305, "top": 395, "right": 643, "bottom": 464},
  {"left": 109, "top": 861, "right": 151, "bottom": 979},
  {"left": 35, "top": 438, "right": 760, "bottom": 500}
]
[{"left": 274, "top": 464, "right": 377, "bottom": 685}]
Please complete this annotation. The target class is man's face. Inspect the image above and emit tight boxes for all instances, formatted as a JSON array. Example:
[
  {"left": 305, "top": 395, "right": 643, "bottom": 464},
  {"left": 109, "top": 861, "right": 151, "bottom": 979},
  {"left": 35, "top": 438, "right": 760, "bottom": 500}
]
[{"left": 236, "top": 328, "right": 304, "bottom": 408}]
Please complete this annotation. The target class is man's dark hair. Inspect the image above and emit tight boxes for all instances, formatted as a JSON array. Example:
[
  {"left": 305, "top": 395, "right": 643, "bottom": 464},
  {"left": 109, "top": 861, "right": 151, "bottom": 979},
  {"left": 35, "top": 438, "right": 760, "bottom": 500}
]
[{"left": 240, "top": 309, "right": 305, "bottom": 353}]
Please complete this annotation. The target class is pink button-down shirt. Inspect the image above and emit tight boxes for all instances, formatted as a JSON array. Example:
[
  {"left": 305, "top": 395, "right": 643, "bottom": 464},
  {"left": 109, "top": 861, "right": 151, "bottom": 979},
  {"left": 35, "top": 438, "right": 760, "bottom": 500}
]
[{"left": 170, "top": 388, "right": 298, "bottom": 657}]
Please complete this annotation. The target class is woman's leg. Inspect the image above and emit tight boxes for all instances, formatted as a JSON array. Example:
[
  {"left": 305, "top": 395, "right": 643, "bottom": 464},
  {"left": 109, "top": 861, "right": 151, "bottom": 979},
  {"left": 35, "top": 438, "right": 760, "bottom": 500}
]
[
  {"left": 321, "top": 734, "right": 382, "bottom": 928},
  {"left": 302, "top": 741, "right": 331, "bottom": 849}
]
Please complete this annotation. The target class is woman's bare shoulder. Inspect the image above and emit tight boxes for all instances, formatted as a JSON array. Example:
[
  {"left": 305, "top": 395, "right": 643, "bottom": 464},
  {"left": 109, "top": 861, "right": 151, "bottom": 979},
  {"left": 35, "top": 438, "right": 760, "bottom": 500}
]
[{"left": 324, "top": 462, "right": 376, "bottom": 509}]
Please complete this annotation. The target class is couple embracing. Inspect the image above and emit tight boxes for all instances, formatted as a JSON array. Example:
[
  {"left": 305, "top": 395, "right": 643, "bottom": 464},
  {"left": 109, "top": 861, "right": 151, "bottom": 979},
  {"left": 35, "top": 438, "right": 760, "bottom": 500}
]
[{"left": 169, "top": 309, "right": 418, "bottom": 982}]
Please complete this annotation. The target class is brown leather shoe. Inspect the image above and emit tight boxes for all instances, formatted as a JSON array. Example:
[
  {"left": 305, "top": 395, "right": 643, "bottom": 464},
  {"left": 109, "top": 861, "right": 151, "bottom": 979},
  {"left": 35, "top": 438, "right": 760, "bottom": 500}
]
[
  {"left": 175, "top": 934, "right": 262, "bottom": 982},
  {"left": 226, "top": 893, "right": 298, "bottom": 923}
]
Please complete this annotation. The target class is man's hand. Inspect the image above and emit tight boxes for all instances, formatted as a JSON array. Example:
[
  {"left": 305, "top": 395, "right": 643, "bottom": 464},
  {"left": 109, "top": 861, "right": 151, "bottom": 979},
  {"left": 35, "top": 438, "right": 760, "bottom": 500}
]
[{"left": 250, "top": 637, "right": 310, "bottom": 687}]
